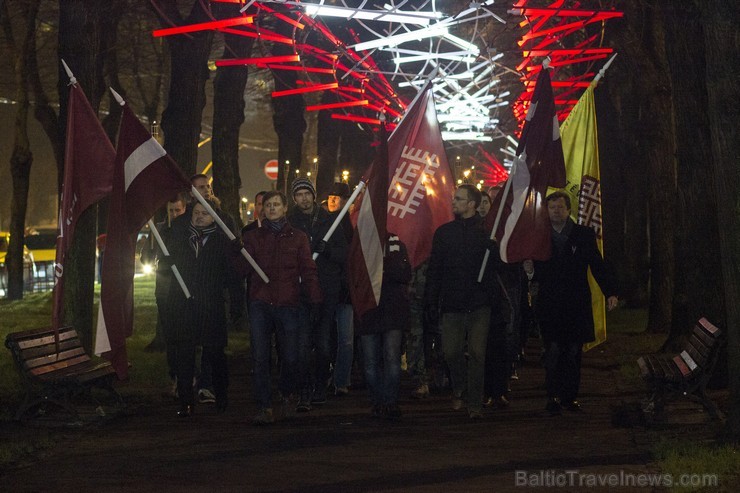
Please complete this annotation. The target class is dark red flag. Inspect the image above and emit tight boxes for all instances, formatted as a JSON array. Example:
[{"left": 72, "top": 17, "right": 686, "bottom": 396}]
[
  {"left": 387, "top": 82, "right": 455, "bottom": 267},
  {"left": 52, "top": 83, "right": 115, "bottom": 330},
  {"left": 348, "top": 121, "right": 389, "bottom": 321},
  {"left": 487, "top": 67, "right": 566, "bottom": 262},
  {"left": 95, "top": 102, "right": 190, "bottom": 379}
]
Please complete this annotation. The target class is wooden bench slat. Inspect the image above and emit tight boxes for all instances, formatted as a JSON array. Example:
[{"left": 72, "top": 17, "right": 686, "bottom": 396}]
[
  {"left": 686, "top": 344, "right": 708, "bottom": 369},
  {"left": 38, "top": 361, "right": 115, "bottom": 383},
  {"left": 692, "top": 326, "right": 717, "bottom": 348},
  {"left": 680, "top": 350, "right": 698, "bottom": 372},
  {"left": 637, "top": 357, "right": 649, "bottom": 377},
  {"left": 12, "top": 329, "right": 78, "bottom": 350},
  {"left": 19, "top": 339, "right": 85, "bottom": 361},
  {"left": 672, "top": 355, "right": 692, "bottom": 377},
  {"left": 24, "top": 347, "right": 89, "bottom": 370},
  {"left": 697, "top": 317, "right": 720, "bottom": 336},
  {"left": 657, "top": 357, "right": 680, "bottom": 381},
  {"left": 28, "top": 354, "right": 92, "bottom": 377}
]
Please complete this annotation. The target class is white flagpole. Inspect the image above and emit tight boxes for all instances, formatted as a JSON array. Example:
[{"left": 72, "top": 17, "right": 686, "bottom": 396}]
[
  {"left": 191, "top": 186, "right": 270, "bottom": 283},
  {"left": 146, "top": 219, "right": 191, "bottom": 299},
  {"left": 477, "top": 157, "right": 519, "bottom": 282},
  {"left": 313, "top": 181, "right": 367, "bottom": 260},
  {"left": 593, "top": 53, "right": 618, "bottom": 84}
]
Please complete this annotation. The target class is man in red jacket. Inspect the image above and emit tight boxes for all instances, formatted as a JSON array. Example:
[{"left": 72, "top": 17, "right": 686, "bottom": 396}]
[{"left": 240, "top": 191, "right": 322, "bottom": 425}]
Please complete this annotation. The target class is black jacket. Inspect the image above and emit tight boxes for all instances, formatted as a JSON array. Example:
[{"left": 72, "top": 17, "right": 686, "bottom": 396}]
[
  {"left": 533, "top": 219, "right": 618, "bottom": 344},
  {"left": 356, "top": 235, "right": 412, "bottom": 335},
  {"left": 424, "top": 214, "right": 496, "bottom": 313},
  {"left": 288, "top": 206, "right": 348, "bottom": 300}
]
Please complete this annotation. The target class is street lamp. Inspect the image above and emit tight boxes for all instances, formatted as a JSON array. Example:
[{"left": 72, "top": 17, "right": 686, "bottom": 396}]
[{"left": 342, "top": 170, "right": 349, "bottom": 183}]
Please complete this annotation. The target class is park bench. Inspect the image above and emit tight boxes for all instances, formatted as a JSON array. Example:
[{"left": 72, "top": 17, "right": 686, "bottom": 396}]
[
  {"left": 637, "top": 317, "right": 724, "bottom": 421},
  {"left": 5, "top": 325, "right": 122, "bottom": 420}
]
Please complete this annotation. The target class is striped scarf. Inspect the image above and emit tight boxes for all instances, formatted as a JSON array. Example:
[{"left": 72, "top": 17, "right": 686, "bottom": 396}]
[
  {"left": 264, "top": 217, "right": 287, "bottom": 234},
  {"left": 188, "top": 223, "right": 217, "bottom": 257}
]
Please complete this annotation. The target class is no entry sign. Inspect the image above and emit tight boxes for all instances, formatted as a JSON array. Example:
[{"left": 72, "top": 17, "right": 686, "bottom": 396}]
[{"left": 264, "top": 159, "right": 279, "bottom": 181}]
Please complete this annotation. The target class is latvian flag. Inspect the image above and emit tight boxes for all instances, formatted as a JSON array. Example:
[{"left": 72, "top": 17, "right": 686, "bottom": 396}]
[{"left": 95, "top": 98, "right": 190, "bottom": 379}]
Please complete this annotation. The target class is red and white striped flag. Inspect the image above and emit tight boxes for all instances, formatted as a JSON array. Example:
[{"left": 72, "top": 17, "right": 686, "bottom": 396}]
[
  {"left": 52, "top": 82, "right": 115, "bottom": 331},
  {"left": 348, "top": 121, "right": 389, "bottom": 321},
  {"left": 95, "top": 99, "right": 190, "bottom": 379},
  {"left": 487, "top": 66, "right": 566, "bottom": 262}
]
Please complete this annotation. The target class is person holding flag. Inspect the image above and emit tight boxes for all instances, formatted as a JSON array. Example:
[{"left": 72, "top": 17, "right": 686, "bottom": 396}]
[
  {"left": 524, "top": 192, "right": 618, "bottom": 416},
  {"left": 424, "top": 184, "right": 500, "bottom": 420},
  {"left": 162, "top": 199, "right": 239, "bottom": 417}
]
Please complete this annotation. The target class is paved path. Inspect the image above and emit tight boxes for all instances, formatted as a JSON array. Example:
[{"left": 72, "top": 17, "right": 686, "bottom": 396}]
[{"left": 2, "top": 338, "right": 659, "bottom": 492}]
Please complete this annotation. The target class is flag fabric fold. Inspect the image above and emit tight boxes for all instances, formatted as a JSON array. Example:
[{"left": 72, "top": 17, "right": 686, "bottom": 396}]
[
  {"left": 95, "top": 102, "right": 190, "bottom": 379},
  {"left": 348, "top": 122, "right": 389, "bottom": 321},
  {"left": 556, "top": 81, "right": 607, "bottom": 350},
  {"left": 487, "top": 67, "right": 566, "bottom": 263},
  {"left": 52, "top": 83, "right": 116, "bottom": 331},
  {"left": 387, "top": 82, "right": 455, "bottom": 268}
]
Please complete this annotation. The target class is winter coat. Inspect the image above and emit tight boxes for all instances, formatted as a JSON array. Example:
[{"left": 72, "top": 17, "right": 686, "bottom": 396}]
[
  {"left": 241, "top": 222, "right": 322, "bottom": 307},
  {"left": 424, "top": 214, "right": 496, "bottom": 313},
  {"left": 533, "top": 218, "right": 618, "bottom": 344},
  {"left": 288, "top": 206, "right": 348, "bottom": 300},
  {"left": 356, "top": 235, "right": 412, "bottom": 335},
  {"left": 165, "top": 224, "right": 237, "bottom": 347}
]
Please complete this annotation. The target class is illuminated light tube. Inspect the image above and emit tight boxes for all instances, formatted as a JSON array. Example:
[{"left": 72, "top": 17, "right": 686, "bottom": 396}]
[
  {"left": 153, "top": 16, "right": 253, "bottom": 37},
  {"left": 523, "top": 48, "right": 613, "bottom": 57},
  {"left": 272, "top": 82, "right": 339, "bottom": 97},
  {"left": 441, "top": 33, "right": 480, "bottom": 53},
  {"left": 441, "top": 131, "right": 492, "bottom": 142},
  {"left": 303, "top": 4, "right": 435, "bottom": 25},
  {"left": 331, "top": 113, "right": 382, "bottom": 125},
  {"left": 306, "top": 100, "right": 369, "bottom": 111},
  {"left": 274, "top": 12, "right": 305, "bottom": 30},
  {"left": 351, "top": 23, "right": 449, "bottom": 51},
  {"left": 218, "top": 27, "right": 294, "bottom": 45},
  {"left": 266, "top": 65, "right": 336, "bottom": 74},
  {"left": 393, "top": 52, "right": 478, "bottom": 64},
  {"left": 337, "top": 86, "right": 365, "bottom": 94},
  {"left": 217, "top": 55, "right": 299, "bottom": 67}
]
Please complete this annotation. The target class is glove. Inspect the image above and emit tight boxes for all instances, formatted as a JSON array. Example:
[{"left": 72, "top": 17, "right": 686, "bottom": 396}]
[
  {"left": 487, "top": 239, "right": 499, "bottom": 252},
  {"left": 232, "top": 237, "right": 244, "bottom": 252},
  {"left": 423, "top": 304, "right": 439, "bottom": 329},
  {"left": 314, "top": 240, "right": 327, "bottom": 255}
]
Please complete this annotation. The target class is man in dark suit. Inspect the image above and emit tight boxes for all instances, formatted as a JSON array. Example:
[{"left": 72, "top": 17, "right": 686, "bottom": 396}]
[{"left": 524, "top": 191, "right": 618, "bottom": 416}]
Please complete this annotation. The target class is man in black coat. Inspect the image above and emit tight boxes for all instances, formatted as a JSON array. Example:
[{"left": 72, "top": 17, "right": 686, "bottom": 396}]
[
  {"left": 288, "top": 178, "right": 348, "bottom": 409},
  {"left": 424, "top": 184, "right": 498, "bottom": 419},
  {"left": 524, "top": 191, "right": 618, "bottom": 415}
]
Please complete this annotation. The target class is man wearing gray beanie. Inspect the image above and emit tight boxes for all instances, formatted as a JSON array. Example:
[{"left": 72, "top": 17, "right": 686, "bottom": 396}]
[{"left": 288, "top": 177, "right": 348, "bottom": 412}]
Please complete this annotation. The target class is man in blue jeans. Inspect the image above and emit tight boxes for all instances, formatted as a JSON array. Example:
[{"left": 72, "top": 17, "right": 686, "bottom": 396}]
[{"left": 424, "top": 185, "right": 498, "bottom": 419}]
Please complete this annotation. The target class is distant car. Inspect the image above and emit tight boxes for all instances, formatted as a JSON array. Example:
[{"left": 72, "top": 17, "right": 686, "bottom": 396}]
[
  {"left": 24, "top": 228, "right": 58, "bottom": 290},
  {"left": 0, "top": 231, "right": 37, "bottom": 296}
]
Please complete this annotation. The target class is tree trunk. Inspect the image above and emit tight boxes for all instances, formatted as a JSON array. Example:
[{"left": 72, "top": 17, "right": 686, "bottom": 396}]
[
  {"left": 58, "top": 0, "right": 108, "bottom": 351},
  {"left": 211, "top": 2, "right": 254, "bottom": 227},
  {"left": 701, "top": 0, "right": 740, "bottom": 440},
  {"left": 152, "top": 0, "right": 213, "bottom": 176},
  {"left": 270, "top": 7, "right": 306, "bottom": 193},
  {"left": 2, "top": 0, "right": 39, "bottom": 300},
  {"left": 663, "top": 1, "right": 725, "bottom": 346}
]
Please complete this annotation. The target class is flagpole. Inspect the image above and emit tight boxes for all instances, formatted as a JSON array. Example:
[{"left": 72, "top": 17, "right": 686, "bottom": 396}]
[
  {"left": 146, "top": 219, "right": 192, "bottom": 299},
  {"left": 477, "top": 157, "right": 518, "bottom": 282},
  {"left": 190, "top": 186, "right": 270, "bottom": 284},
  {"left": 593, "top": 53, "right": 618, "bottom": 85},
  {"left": 312, "top": 181, "right": 367, "bottom": 260}
]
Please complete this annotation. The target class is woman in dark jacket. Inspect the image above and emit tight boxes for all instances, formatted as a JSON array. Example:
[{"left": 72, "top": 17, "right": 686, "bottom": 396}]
[
  {"left": 240, "top": 191, "right": 322, "bottom": 425},
  {"left": 165, "top": 199, "right": 236, "bottom": 417},
  {"left": 357, "top": 234, "right": 412, "bottom": 419}
]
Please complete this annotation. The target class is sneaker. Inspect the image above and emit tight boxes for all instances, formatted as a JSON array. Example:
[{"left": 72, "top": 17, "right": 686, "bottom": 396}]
[
  {"left": 334, "top": 386, "right": 349, "bottom": 396},
  {"left": 385, "top": 404, "right": 402, "bottom": 420},
  {"left": 451, "top": 396, "right": 464, "bottom": 411},
  {"left": 311, "top": 386, "right": 327, "bottom": 405},
  {"left": 469, "top": 410, "right": 483, "bottom": 420},
  {"left": 492, "top": 395, "right": 510, "bottom": 409},
  {"left": 411, "top": 383, "right": 430, "bottom": 399},
  {"left": 510, "top": 369, "right": 519, "bottom": 380},
  {"left": 198, "top": 388, "right": 216, "bottom": 404},
  {"left": 546, "top": 398, "right": 562, "bottom": 416},
  {"left": 252, "top": 408, "right": 275, "bottom": 425}
]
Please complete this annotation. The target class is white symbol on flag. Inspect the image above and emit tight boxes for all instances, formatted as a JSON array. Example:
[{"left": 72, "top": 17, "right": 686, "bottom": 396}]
[{"left": 388, "top": 146, "right": 440, "bottom": 218}]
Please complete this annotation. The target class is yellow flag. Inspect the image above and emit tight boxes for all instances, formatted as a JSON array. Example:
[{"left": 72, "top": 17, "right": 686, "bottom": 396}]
[{"left": 550, "top": 81, "right": 606, "bottom": 351}]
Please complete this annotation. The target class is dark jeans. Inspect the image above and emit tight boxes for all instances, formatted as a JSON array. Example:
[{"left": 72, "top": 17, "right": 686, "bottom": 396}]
[
  {"left": 173, "top": 342, "right": 227, "bottom": 407},
  {"left": 543, "top": 340, "right": 583, "bottom": 402},
  {"left": 361, "top": 330, "right": 402, "bottom": 407},
  {"left": 249, "top": 300, "right": 300, "bottom": 409},
  {"left": 298, "top": 296, "right": 338, "bottom": 393},
  {"left": 485, "top": 320, "right": 511, "bottom": 398}
]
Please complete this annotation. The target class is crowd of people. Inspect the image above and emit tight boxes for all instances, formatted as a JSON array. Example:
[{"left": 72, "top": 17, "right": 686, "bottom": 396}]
[{"left": 142, "top": 175, "right": 618, "bottom": 424}]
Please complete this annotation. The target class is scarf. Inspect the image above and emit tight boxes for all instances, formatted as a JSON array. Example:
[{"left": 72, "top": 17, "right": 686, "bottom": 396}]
[
  {"left": 188, "top": 223, "right": 218, "bottom": 257},
  {"left": 264, "top": 217, "right": 287, "bottom": 234}
]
